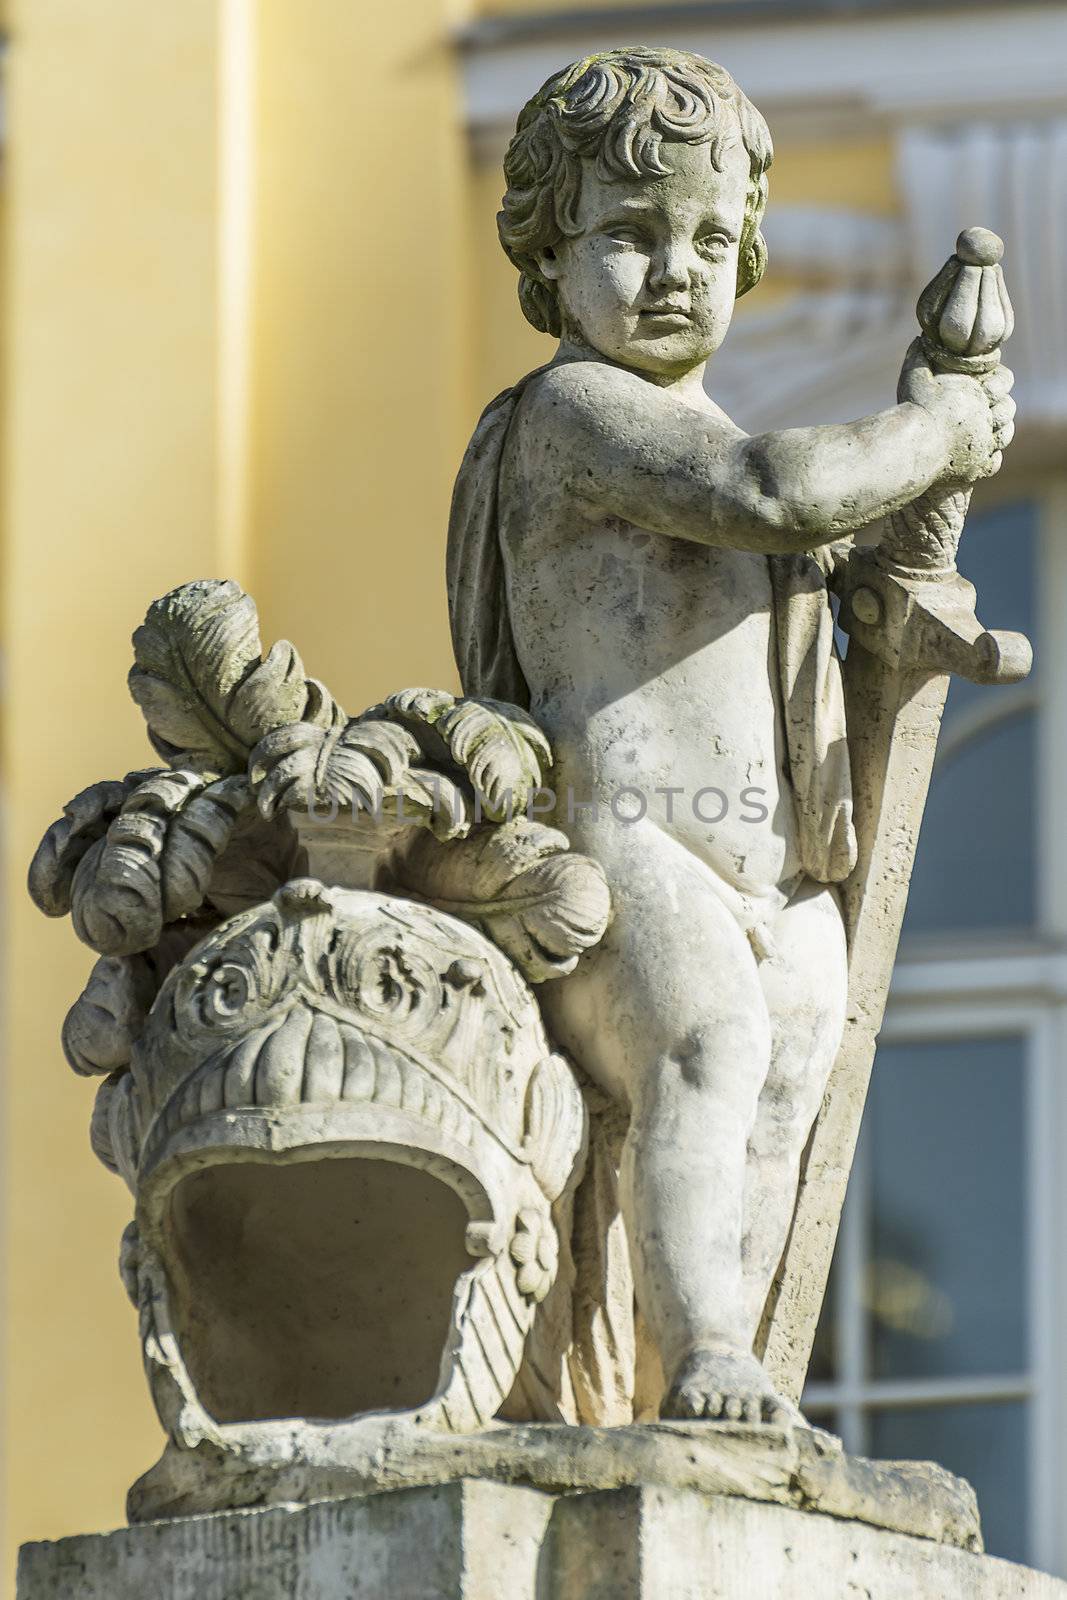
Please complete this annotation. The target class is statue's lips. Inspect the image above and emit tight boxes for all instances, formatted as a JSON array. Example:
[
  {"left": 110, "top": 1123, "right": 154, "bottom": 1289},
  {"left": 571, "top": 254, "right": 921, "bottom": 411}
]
[{"left": 638, "top": 307, "right": 692, "bottom": 327}]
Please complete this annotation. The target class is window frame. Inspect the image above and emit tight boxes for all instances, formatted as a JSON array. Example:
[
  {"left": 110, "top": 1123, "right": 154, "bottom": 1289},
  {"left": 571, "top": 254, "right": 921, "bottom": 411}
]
[{"left": 802, "top": 477, "right": 1067, "bottom": 1576}]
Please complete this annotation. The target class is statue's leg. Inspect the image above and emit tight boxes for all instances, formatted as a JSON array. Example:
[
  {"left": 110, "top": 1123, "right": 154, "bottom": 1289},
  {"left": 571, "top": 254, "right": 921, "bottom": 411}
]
[
  {"left": 540, "top": 825, "right": 795, "bottom": 1424},
  {"left": 741, "top": 880, "right": 848, "bottom": 1344}
]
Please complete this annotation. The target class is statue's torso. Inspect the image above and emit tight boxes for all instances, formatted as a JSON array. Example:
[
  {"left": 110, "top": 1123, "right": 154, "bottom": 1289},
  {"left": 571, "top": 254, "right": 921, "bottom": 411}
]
[{"left": 499, "top": 425, "right": 803, "bottom": 907}]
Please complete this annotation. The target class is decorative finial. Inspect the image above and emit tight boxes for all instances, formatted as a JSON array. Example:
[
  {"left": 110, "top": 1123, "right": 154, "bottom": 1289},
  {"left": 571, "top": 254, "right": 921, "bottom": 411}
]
[
  {"left": 955, "top": 226, "right": 1003, "bottom": 268},
  {"left": 916, "top": 225, "right": 1013, "bottom": 372}
]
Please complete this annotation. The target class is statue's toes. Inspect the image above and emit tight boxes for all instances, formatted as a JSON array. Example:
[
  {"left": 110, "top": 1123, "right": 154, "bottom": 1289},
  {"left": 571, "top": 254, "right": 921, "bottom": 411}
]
[
  {"left": 666, "top": 1381, "right": 706, "bottom": 1419},
  {"left": 741, "top": 1394, "right": 764, "bottom": 1424},
  {"left": 722, "top": 1394, "right": 744, "bottom": 1422}
]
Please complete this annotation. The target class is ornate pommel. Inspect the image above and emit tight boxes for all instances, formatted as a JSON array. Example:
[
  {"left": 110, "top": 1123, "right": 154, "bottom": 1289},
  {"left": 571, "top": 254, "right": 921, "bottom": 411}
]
[
  {"left": 840, "top": 227, "right": 1029, "bottom": 686},
  {"left": 917, "top": 226, "right": 1014, "bottom": 375}
]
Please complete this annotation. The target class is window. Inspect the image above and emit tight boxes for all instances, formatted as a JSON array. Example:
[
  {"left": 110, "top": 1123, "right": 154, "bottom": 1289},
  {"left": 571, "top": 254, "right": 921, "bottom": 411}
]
[
  {"left": 805, "top": 1035, "right": 1031, "bottom": 1566},
  {"left": 803, "top": 490, "right": 1067, "bottom": 1574},
  {"left": 904, "top": 500, "right": 1039, "bottom": 939}
]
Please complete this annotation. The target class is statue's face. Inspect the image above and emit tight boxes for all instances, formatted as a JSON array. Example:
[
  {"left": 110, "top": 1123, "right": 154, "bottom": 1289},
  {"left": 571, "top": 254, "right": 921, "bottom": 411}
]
[{"left": 539, "top": 135, "right": 749, "bottom": 378}]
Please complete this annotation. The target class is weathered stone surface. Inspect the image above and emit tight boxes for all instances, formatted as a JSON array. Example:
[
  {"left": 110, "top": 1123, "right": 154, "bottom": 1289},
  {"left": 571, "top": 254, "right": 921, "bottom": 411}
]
[
  {"left": 18, "top": 1483, "right": 550, "bottom": 1600},
  {"left": 129, "top": 1417, "right": 981, "bottom": 1553},
  {"left": 22, "top": 44, "right": 1034, "bottom": 1575},
  {"left": 18, "top": 1485, "right": 1065, "bottom": 1600},
  {"left": 449, "top": 46, "right": 1025, "bottom": 1427},
  {"left": 547, "top": 1488, "right": 1065, "bottom": 1600}
]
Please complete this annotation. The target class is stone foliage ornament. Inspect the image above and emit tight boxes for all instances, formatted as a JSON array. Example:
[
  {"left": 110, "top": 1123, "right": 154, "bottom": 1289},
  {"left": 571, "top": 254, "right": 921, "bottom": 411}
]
[
  {"left": 29, "top": 577, "right": 612, "bottom": 1512},
  {"left": 24, "top": 46, "right": 1049, "bottom": 1600}
]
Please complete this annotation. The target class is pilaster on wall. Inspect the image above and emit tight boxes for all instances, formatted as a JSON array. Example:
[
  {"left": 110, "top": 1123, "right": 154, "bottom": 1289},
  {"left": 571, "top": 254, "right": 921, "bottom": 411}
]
[
  {"left": 1, "top": 3, "right": 231, "bottom": 1580},
  {"left": 0, "top": 2, "right": 469, "bottom": 1587},
  {"left": 247, "top": 0, "right": 470, "bottom": 708}
]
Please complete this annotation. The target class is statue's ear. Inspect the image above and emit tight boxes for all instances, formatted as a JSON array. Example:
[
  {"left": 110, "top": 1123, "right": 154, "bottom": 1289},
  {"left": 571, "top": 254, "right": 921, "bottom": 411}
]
[
  {"left": 536, "top": 244, "right": 563, "bottom": 282},
  {"left": 736, "top": 228, "right": 768, "bottom": 299}
]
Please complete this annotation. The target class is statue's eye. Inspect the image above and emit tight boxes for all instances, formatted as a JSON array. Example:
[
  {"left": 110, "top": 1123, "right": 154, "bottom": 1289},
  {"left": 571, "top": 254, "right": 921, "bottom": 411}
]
[
  {"left": 696, "top": 233, "right": 730, "bottom": 256},
  {"left": 203, "top": 962, "right": 250, "bottom": 1019},
  {"left": 607, "top": 225, "right": 648, "bottom": 248}
]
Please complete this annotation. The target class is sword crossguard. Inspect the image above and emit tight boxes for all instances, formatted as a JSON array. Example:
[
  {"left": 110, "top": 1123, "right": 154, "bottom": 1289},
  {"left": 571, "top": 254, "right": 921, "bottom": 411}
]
[{"left": 838, "top": 550, "right": 1032, "bottom": 686}]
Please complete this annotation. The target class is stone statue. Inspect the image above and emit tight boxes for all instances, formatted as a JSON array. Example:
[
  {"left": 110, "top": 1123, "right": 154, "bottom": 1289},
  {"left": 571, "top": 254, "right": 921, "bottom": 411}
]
[
  {"left": 447, "top": 46, "right": 1026, "bottom": 1426},
  {"left": 22, "top": 43, "right": 1042, "bottom": 1600},
  {"left": 28, "top": 583, "right": 621, "bottom": 1510}
]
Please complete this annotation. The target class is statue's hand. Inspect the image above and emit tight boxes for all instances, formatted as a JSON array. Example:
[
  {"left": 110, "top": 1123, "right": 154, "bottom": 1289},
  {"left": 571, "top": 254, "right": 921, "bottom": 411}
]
[{"left": 897, "top": 339, "right": 1015, "bottom": 486}]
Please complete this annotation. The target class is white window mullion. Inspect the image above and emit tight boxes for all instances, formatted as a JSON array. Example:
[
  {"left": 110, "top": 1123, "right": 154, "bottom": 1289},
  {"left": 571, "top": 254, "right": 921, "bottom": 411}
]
[
  {"left": 1030, "top": 477, "right": 1067, "bottom": 1578},
  {"left": 1029, "top": 1012, "right": 1060, "bottom": 1574},
  {"left": 805, "top": 1374, "right": 1033, "bottom": 1412},
  {"left": 1037, "top": 478, "right": 1067, "bottom": 939}
]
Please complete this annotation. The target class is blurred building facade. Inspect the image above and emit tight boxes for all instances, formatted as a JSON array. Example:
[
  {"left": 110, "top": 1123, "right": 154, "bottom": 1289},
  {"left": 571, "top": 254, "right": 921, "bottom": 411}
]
[{"left": 2, "top": 0, "right": 1065, "bottom": 1587}]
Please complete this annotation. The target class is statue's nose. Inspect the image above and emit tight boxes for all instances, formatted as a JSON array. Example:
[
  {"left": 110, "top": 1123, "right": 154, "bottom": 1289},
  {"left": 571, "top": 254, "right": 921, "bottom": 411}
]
[{"left": 648, "top": 240, "right": 690, "bottom": 294}]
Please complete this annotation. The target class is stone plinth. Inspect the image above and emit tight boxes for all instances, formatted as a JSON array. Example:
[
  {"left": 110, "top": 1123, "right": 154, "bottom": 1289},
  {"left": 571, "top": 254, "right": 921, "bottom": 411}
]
[{"left": 18, "top": 1483, "right": 1067, "bottom": 1600}]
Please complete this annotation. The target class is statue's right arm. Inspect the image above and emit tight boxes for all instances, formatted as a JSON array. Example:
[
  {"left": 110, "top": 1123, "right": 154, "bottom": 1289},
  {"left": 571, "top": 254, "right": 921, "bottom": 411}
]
[{"left": 525, "top": 359, "right": 999, "bottom": 555}]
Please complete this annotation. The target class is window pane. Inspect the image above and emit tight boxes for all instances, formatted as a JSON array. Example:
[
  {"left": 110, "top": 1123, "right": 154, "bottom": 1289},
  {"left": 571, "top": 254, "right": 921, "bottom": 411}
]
[
  {"left": 942, "top": 499, "right": 1037, "bottom": 731},
  {"left": 902, "top": 497, "right": 1037, "bottom": 937},
  {"left": 871, "top": 1402, "right": 1028, "bottom": 1565},
  {"left": 867, "top": 1037, "right": 1027, "bottom": 1381},
  {"left": 903, "top": 710, "right": 1035, "bottom": 935}
]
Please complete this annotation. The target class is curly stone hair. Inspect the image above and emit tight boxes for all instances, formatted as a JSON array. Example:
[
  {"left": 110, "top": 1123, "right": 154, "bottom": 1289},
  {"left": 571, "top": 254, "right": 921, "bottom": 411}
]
[{"left": 498, "top": 47, "right": 773, "bottom": 337}]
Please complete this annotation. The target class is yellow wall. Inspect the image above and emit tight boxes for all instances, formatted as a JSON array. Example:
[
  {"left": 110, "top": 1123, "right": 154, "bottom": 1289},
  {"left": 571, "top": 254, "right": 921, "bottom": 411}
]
[
  {"left": 1, "top": 0, "right": 469, "bottom": 1584},
  {"left": 248, "top": 1, "right": 470, "bottom": 704},
  {"left": 769, "top": 134, "right": 897, "bottom": 215},
  {"left": 1, "top": 3, "right": 900, "bottom": 1587},
  {"left": 2, "top": 2, "right": 228, "bottom": 1576}
]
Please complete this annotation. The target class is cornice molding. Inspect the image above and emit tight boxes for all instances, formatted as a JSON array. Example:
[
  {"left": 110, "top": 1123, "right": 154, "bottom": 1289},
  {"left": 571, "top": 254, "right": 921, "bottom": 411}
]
[
  {"left": 462, "top": 3, "right": 1067, "bottom": 145},
  {"left": 459, "top": 0, "right": 1066, "bottom": 51}
]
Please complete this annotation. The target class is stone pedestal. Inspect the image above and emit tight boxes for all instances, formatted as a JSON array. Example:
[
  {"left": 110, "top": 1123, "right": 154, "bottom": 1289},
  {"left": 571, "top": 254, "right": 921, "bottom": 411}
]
[{"left": 18, "top": 1483, "right": 1067, "bottom": 1600}]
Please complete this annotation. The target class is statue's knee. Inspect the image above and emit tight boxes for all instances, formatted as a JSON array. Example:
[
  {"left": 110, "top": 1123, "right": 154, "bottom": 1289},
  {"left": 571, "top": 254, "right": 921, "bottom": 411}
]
[
  {"left": 753, "top": 1061, "right": 828, "bottom": 1155},
  {"left": 668, "top": 1015, "right": 770, "bottom": 1101}
]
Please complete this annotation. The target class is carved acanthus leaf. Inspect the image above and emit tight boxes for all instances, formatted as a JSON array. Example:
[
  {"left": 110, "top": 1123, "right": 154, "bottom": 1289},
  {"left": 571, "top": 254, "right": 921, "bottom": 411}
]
[
  {"left": 62, "top": 954, "right": 157, "bottom": 1076},
  {"left": 90, "top": 1071, "right": 139, "bottom": 1189},
  {"left": 28, "top": 771, "right": 158, "bottom": 917},
  {"left": 435, "top": 699, "right": 551, "bottom": 821},
  {"left": 249, "top": 720, "right": 468, "bottom": 840},
  {"left": 204, "top": 807, "right": 301, "bottom": 915},
  {"left": 71, "top": 771, "right": 251, "bottom": 956},
  {"left": 396, "top": 819, "right": 611, "bottom": 982},
  {"left": 361, "top": 689, "right": 552, "bottom": 821},
  {"left": 128, "top": 579, "right": 343, "bottom": 772},
  {"left": 63, "top": 921, "right": 214, "bottom": 1080}
]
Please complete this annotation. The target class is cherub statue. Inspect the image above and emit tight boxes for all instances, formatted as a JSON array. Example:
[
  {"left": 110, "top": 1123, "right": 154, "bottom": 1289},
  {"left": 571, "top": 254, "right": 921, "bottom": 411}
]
[
  {"left": 447, "top": 47, "right": 1016, "bottom": 1427},
  {"left": 24, "top": 44, "right": 1028, "bottom": 1539}
]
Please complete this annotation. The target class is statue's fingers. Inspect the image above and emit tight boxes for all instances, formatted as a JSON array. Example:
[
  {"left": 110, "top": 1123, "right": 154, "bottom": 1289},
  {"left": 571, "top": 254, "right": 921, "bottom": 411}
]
[
  {"left": 991, "top": 397, "right": 1016, "bottom": 428},
  {"left": 986, "top": 449, "right": 1004, "bottom": 477},
  {"left": 897, "top": 337, "right": 932, "bottom": 402},
  {"left": 898, "top": 337, "right": 929, "bottom": 381},
  {"left": 994, "top": 420, "right": 1015, "bottom": 450},
  {"left": 984, "top": 364, "right": 1014, "bottom": 399}
]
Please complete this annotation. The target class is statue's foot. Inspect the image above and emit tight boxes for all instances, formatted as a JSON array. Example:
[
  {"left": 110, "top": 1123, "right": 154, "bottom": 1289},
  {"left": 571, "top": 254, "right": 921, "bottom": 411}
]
[{"left": 661, "top": 1343, "right": 802, "bottom": 1427}]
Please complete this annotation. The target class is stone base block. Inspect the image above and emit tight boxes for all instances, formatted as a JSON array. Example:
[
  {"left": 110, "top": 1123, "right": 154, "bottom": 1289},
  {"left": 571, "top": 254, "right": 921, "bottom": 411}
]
[{"left": 18, "top": 1482, "right": 1067, "bottom": 1600}]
